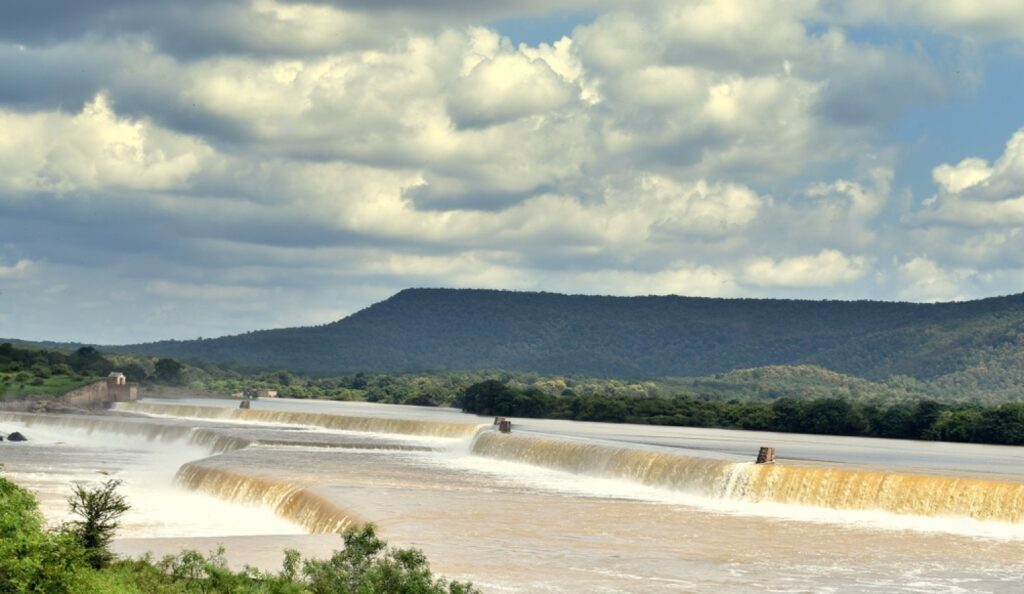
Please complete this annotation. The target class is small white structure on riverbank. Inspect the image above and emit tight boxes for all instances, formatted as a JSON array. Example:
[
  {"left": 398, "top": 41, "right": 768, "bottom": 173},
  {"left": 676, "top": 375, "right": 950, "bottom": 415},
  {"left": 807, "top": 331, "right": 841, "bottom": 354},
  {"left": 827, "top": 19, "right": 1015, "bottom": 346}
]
[{"left": 105, "top": 371, "right": 137, "bottom": 401}]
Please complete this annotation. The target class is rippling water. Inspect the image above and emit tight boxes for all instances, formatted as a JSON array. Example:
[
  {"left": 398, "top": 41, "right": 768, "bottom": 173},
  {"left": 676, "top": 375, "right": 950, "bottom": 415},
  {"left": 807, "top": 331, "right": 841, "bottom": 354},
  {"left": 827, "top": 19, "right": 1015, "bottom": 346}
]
[{"left": 2, "top": 397, "right": 1024, "bottom": 592}]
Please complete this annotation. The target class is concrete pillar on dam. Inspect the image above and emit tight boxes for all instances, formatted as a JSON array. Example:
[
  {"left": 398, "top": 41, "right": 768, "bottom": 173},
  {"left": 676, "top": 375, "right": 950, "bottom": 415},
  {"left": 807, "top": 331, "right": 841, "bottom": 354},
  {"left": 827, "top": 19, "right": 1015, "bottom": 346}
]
[{"left": 756, "top": 447, "right": 776, "bottom": 464}]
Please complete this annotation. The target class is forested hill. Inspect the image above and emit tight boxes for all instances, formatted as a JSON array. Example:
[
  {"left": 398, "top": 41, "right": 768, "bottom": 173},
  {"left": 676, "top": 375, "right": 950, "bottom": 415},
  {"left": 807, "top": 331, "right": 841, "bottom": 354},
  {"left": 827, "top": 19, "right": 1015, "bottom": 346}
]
[{"left": 112, "top": 289, "right": 1024, "bottom": 386}]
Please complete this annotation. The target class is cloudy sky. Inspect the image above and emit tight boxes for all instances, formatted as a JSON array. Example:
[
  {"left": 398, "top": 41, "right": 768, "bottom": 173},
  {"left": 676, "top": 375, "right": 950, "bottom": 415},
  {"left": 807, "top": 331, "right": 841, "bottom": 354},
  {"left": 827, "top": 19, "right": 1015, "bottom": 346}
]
[{"left": 1, "top": 0, "right": 1023, "bottom": 343}]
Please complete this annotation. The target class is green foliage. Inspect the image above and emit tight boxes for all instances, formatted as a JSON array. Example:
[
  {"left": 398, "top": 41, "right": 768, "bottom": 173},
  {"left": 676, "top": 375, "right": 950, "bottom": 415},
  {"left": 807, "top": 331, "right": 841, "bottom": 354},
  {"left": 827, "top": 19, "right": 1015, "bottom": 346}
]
[
  {"left": 0, "top": 475, "right": 86, "bottom": 594},
  {"left": 0, "top": 473, "right": 477, "bottom": 594},
  {"left": 103, "top": 289, "right": 1024, "bottom": 402},
  {"left": 0, "top": 343, "right": 105, "bottom": 400},
  {"left": 66, "top": 480, "right": 131, "bottom": 569},
  {"left": 66, "top": 347, "right": 113, "bottom": 377},
  {"left": 457, "top": 381, "right": 1024, "bottom": 446},
  {"left": 153, "top": 359, "right": 185, "bottom": 386},
  {"left": 303, "top": 524, "right": 477, "bottom": 594},
  {"left": 118, "top": 363, "right": 149, "bottom": 383}
]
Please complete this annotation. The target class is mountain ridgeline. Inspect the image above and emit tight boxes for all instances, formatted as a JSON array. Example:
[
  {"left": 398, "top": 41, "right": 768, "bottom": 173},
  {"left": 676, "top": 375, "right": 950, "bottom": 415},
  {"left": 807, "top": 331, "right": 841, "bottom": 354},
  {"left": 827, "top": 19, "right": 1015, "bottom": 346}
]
[{"left": 116, "top": 289, "right": 1024, "bottom": 390}]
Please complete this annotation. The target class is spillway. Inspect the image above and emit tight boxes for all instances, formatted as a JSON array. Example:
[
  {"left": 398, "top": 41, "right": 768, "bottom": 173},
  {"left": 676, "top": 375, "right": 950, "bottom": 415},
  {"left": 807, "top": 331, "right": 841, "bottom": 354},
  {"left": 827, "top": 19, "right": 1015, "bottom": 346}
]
[
  {"left": 471, "top": 431, "right": 1024, "bottom": 522},
  {"left": 176, "top": 463, "right": 360, "bottom": 534},
  {"left": 4, "top": 397, "right": 1024, "bottom": 593},
  {"left": 0, "top": 411, "right": 252, "bottom": 454},
  {"left": 114, "top": 401, "right": 484, "bottom": 438}
]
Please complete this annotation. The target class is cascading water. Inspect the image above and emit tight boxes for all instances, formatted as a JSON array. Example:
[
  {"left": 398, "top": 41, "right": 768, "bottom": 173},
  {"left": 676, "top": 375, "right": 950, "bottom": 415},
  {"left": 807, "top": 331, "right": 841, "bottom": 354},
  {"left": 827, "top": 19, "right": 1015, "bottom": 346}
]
[
  {"left": 469, "top": 431, "right": 1024, "bottom": 523},
  {"left": 1, "top": 407, "right": 457, "bottom": 534},
  {"left": 0, "top": 411, "right": 252, "bottom": 454},
  {"left": 114, "top": 401, "right": 484, "bottom": 438},
  {"left": 7, "top": 398, "right": 1024, "bottom": 592},
  {"left": 175, "top": 463, "right": 360, "bottom": 534}
]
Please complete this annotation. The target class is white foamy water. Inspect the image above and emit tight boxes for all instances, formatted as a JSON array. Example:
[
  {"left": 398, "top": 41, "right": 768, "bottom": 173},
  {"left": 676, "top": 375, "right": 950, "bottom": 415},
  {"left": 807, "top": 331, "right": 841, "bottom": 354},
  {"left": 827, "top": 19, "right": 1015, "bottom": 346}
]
[
  {"left": 0, "top": 414, "right": 302, "bottom": 537},
  {"left": 3, "top": 399, "right": 1024, "bottom": 592}
]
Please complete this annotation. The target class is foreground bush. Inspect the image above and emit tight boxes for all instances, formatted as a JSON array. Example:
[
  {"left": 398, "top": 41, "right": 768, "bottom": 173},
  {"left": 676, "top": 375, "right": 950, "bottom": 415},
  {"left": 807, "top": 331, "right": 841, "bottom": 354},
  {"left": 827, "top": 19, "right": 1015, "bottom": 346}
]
[
  {"left": 0, "top": 475, "right": 479, "bottom": 594},
  {"left": 0, "top": 475, "right": 86, "bottom": 593}
]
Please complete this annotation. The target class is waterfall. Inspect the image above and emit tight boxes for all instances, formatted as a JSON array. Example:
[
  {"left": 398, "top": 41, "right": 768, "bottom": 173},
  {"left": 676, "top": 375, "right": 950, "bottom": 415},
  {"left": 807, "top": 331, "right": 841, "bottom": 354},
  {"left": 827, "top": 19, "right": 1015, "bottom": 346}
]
[
  {"left": 114, "top": 401, "right": 484, "bottom": 438},
  {"left": 471, "top": 431, "right": 1024, "bottom": 523},
  {"left": 176, "top": 463, "right": 360, "bottom": 534}
]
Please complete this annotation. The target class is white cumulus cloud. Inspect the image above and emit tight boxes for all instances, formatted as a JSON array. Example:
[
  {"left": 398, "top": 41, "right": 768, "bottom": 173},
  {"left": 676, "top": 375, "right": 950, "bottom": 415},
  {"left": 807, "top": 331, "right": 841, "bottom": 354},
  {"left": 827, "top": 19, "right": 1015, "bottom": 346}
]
[{"left": 743, "top": 249, "right": 868, "bottom": 287}]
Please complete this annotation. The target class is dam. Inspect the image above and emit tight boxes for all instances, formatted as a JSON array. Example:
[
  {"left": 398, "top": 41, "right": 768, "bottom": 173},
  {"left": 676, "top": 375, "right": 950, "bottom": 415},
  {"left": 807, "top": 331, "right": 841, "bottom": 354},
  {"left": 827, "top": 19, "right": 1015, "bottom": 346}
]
[{"left": 2, "top": 397, "right": 1024, "bottom": 592}]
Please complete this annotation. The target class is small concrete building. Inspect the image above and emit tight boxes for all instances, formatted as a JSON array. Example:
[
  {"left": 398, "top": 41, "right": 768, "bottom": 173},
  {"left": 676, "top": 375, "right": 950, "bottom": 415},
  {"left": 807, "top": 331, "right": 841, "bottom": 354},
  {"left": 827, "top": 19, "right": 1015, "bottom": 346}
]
[
  {"left": 256, "top": 388, "right": 278, "bottom": 399},
  {"left": 106, "top": 371, "right": 138, "bottom": 402}
]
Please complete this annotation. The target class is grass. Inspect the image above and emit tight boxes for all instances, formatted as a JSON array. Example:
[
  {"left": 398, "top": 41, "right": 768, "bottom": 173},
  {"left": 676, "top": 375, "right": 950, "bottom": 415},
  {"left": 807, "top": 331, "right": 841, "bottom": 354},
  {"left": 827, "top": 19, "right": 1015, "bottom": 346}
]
[{"left": 0, "top": 372, "right": 100, "bottom": 400}]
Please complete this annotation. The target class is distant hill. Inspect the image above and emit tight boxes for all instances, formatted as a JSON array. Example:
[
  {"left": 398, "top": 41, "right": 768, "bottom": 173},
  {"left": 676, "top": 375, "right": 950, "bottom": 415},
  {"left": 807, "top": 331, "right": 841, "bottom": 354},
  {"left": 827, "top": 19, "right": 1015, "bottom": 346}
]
[{"left": 104, "top": 289, "right": 1024, "bottom": 395}]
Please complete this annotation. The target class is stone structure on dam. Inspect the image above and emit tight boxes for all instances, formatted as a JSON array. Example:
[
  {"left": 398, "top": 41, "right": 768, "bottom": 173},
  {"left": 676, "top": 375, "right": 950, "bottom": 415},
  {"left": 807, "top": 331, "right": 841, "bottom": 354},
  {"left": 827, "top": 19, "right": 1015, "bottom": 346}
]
[{"left": 3, "top": 397, "right": 1024, "bottom": 592}]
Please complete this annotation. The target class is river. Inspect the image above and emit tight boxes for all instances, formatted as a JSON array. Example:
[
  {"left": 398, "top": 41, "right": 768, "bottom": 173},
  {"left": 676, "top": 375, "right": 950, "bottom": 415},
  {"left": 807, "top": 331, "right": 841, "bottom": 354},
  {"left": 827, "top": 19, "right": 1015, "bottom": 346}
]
[{"left": 2, "top": 397, "right": 1023, "bottom": 592}]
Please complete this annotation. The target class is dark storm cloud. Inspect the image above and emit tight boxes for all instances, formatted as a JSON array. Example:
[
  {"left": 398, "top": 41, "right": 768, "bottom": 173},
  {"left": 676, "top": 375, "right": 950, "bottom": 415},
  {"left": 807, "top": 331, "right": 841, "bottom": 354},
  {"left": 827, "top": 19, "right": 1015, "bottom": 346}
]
[
  {"left": 0, "top": 1, "right": 218, "bottom": 45},
  {"left": 0, "top": 43, "right": 113, "bottom": 110}
]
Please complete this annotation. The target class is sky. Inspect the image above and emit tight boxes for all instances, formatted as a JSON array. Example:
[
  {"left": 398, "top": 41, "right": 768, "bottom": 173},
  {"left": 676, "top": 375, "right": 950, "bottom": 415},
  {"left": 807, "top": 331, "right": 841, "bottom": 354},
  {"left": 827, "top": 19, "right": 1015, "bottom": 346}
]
[{"left": 1, "top": 0, "right": 1023, "bottom": 344}]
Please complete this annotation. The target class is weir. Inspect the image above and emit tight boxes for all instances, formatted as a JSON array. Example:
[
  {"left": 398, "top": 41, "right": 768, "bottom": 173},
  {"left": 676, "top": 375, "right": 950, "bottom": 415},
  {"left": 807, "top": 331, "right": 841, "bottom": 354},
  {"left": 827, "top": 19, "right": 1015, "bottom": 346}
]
[
  {"left": 0, "top": 411, "right": 436, "bottom": 455},
  {"left": 0, "top": 412, "right": 251, "bottom": 454},
  {"left": 176, "top": 463, "right": 361, "bottom": 534},
  {"left": 12, "top": 403, "right": 1024, "bottom": 531},
  {"left": 115, "top": 401, "right": 485, "bottom": 438},
  {"left": 471, "top": 432, "right": 1024, "bottom": 523}
]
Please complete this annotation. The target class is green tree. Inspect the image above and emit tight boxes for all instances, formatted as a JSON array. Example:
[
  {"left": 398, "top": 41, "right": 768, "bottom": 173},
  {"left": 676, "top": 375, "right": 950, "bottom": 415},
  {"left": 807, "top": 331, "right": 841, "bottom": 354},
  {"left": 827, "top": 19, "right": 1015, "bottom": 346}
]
[
  {"left": 67, "top": 346, "right": 112, "bottom": 376},
  {"left": 0, "top": 475, "right": 84, "bottom": 593},
  {"left": 153, "top": 358, "right": 185, "bottom": 385},
  {"left": 303, "top": 524, "right": 479, "bottom": 594},
  {"left": 119, "top": 363, "right": 149, "bottom": 383},
  {"left": 66, "top": 479, "right": 131, "bottom": 569}
]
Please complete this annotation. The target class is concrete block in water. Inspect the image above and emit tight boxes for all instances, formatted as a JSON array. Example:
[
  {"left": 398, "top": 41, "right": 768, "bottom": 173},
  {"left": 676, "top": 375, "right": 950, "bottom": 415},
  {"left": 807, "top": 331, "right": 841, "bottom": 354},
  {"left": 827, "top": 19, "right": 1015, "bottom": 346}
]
[{"left": 756, "top": 447, "right": 775, "bottom": 464}]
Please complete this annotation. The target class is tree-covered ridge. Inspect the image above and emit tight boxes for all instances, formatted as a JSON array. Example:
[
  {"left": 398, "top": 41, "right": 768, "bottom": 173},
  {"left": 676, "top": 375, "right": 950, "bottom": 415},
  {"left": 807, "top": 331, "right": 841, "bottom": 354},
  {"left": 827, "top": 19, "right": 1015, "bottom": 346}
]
[{"left": 109, "top": 288, "right": 1024, "bottom": 399}]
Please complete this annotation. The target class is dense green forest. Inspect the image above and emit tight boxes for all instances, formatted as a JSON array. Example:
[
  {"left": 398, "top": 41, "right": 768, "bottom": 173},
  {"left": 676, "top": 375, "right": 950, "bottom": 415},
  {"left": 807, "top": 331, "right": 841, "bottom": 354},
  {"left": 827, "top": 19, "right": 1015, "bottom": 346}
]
[
  {"left": 5, "top": 339, "right": 1024, "bottom": 444},
  {"left": 457, "top": 380, "right": 1024, "bottom": 446},
  {"left": 187, "top": 365, "right": 946, "bottom": 406},
  {"left": 0, "top": 340, "right": 915, "bottom": 404},
  {"left": 0, "top": 342, "right": 999, "bottom": 409},
  {"left": 0, "top": 343, "right": 198, "bottom": 400},
  {"left": 92, "top": 289, "right": 1024, "bottom": 401},
  {"left": 0, "top": 343, "right": 109, "bottom": 399},
  {"left": 0, "top": 474, "right": 477, "bottom": 593}
]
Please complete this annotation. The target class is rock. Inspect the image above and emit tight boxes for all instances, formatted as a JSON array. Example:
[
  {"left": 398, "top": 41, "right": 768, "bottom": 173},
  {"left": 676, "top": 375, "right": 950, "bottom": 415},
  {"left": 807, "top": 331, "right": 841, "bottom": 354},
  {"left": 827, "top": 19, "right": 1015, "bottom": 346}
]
[{"left": 6, "top": 431, "right": 27, "bottom": 442}]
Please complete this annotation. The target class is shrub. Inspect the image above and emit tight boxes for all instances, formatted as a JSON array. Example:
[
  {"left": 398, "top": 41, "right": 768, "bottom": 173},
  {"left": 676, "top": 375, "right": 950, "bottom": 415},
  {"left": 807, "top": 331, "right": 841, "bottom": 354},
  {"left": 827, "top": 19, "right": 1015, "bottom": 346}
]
[{"left": 66, "top": 480, "right": 131, "bottom": 569}]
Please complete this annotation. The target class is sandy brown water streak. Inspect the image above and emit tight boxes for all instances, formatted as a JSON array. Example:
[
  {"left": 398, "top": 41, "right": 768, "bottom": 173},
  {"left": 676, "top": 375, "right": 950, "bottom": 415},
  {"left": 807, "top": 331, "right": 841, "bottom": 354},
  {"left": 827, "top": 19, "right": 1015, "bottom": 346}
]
[
  {"left": 175, "top": 462, "right": 361, "bottom": 534},
  {"left": 471, "top": 431, "right": 1024, "bottom": 522}
]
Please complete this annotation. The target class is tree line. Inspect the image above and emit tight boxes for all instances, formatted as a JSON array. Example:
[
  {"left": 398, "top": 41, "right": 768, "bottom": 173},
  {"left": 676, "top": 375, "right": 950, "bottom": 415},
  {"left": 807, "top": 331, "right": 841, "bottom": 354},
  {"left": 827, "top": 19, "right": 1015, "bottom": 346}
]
[
  {"left": 0, "top": 343, "right": 189, "bottom": 397},
  {"left": 456, "top": 380, "right": 1024, "bottom": 446}
]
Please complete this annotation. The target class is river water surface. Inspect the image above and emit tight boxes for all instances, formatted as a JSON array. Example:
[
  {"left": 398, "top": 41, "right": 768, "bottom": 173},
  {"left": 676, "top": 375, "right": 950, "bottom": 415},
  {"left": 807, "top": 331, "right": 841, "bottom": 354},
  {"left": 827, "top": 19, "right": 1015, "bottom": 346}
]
[{"left": 2, "top": 397, "right": 1023, "bottom": 592}]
